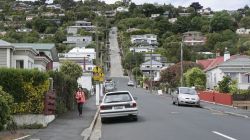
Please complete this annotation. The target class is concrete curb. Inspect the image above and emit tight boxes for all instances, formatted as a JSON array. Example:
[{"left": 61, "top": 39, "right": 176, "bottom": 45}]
[
  {"left": 81, "top": 107, "right": 100, "bottom": 140},
  {"left": 201, "top": 100, "right": 237, "bottom": 109},
  {"left": 201, "top": 106, "right": 249, "bottom": 119}
]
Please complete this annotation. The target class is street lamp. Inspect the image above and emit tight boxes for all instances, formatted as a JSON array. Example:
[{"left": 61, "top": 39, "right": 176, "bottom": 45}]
[{"left": 150, "top": 48, "right": 153, "bottom": 94}]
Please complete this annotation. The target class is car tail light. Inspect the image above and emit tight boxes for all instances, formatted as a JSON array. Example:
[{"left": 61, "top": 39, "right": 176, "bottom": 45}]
[
  {"left": 100, "top": 105, "right": 105, "bottom": 110},
  {"left": 132, "top": 102, "right": 137, "bottom": 107}
]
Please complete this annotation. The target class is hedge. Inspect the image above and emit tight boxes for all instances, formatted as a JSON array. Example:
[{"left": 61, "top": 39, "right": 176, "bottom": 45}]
[
  {"left": 0, "top": 68, "right": 49, "bottom": 114},
  {"left": 0, "top": 86, "right": 13, "bottom": 131},
  {"left": 48, "top": 71, "right": 78, "bottom": 114}
]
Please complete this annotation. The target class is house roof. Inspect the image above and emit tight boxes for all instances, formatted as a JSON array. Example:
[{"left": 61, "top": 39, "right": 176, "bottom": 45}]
[
  {"left": 12, "top": 43, "right": 59, "bottom": 61},
  {"left": 197, "top": 55, "right": 248, "bottom": 71},
  {"left": 0, "top": 40, "right": 13, "bottom": 48},
  {"left": 219, "top": 55, "right": 250, "bottom": 67},
  {"left": 141, "top": 60, "right": 162, "bottom": 65}
]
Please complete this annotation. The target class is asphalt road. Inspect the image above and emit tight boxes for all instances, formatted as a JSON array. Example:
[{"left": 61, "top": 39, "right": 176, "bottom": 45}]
[
  {"left": 101, "top": 77, "right": 250, "bottom": 140},
  {"left": 109, "top": 27, "right": 124, "bottom": 77}
]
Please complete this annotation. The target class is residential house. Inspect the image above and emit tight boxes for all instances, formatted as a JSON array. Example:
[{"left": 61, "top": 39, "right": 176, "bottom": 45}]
[
  {"left": 63, "top": 35, "right": 93, "bottom": 47},
  {"left": 179, "top": 13, "right": 191, "bottom": 17},
  {"left": 12, "top": 43, "right": 59, "bottom": 70},
  {"left": 67, "top": 20, "right": 95, "bottom": 34},
  {"left": 129, "top": 45, "right": 155, "bottom": 53},
  {"left": 183, "top": 31, "right": 206, "bottom": 46},
  {"left": 46, "top": 4, "right": 62, "bottom": 10},
  {"left": 116, "top": 7, "right": 129, "bottom": 12},
  {"left": 236, "top": 28, "right": 250, "bottom": 35},
  {"left": 58, "top": 47, "right": 96, "bottom": 72},
  {"left": 140, "top": 60, "right": 164, "bottom": 82},
  {"left": 45, "top": 19, "right": 62, "bottom": 25},
  {"left": 0, "top": 40, "right": 54, "bottom": 71},
  {"left": 16, "top": 28, "right": 32, "bottom": 33},
  {"left": 198, "top": 8, "right": 212, "bottom": 15},
  {"left": 41, "top": 12, "right": 56, "bottom": 17},
  {"left": 26, "top": 15, "right": 37, "bottom": 21},
  {"left": 168, "top": 18, "right": 177, "bottom": 24},
  {"left": 151, "top": 14, "right": 160, "bottom": 19},
  {"left": 162, "top": 11, "right": 170, "bottom": 18},
  {"left": 197, "top": 51, "right": 250, "bottom": 90},
  {"left": 12, "top": 2, "right": 32, "bottom": 11},
  {"left": 131, "top": 34, "right": 158, "bottom": 46},
  {"left": 126, "top": 28, "right": 141, "bottom": 33},
  {"left": 105, "top": 11, "right": 116, "bottom": 18},
  {"left": 144, "top": 54, "right": 167, "bottom": 63},
  {"left": 0, "top": 31, "right": 7, "bottom": 36}
]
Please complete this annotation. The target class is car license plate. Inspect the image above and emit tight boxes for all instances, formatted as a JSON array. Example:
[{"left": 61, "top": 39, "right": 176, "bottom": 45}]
[{"left": 113, "top": 106, "right": 124, "bottom": 110}]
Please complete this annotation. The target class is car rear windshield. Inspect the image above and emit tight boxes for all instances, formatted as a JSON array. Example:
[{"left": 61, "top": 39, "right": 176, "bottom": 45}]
[
  {"left": 179, "top": 88, "right": 197, "bottom": 95},
  {"left": 104, "top": 92, "right": 132, "bottom": 103}
]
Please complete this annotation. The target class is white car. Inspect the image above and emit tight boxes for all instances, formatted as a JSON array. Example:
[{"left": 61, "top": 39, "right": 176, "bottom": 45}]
[
  {"left": 172, "top": 87, "right": 200, "bottom": 107},
  {"left": 127, "top": 80, "right": 134, "bottom": 86},
  {"left": 100, "top": 91, "right": 138, "bottom": 123}
]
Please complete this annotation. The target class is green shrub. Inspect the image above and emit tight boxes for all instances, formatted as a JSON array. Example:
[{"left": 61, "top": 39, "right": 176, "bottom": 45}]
[
  {"left": 0, "top": 87, "right": 13, "bottom": 131},
  {"left": 0, "top": 68, "right": 49, "bottom": 114},
  {"left": 48, "top": 71, "right": 78, "bottom": 113}
]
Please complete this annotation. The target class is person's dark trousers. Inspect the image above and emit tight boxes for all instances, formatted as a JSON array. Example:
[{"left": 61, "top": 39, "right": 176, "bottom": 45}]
[{"left": 77, "top": 102, "right": 83, "bottom": 116}]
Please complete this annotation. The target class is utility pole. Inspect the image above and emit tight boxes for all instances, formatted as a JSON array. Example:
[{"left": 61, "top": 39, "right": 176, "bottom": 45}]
[
  {"left": 180, "top": 41, "right": 183, "bottom": 87},
  {"left": 150, "top": 49, "right": 153, "bottom": 94}
]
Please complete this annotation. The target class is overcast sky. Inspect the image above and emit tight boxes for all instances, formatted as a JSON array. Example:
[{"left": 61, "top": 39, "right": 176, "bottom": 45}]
[{"left": 103, "top": 0, "right": 250, "bottom": 11}]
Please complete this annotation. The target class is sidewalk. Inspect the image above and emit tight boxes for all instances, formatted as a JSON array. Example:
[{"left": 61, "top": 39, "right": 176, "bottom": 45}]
[
  {"left": 26, "top": 96, "right": 97, "bottom": 140},
  {"left": 201, "top": 101, "right": 250, "bottom": 119}
]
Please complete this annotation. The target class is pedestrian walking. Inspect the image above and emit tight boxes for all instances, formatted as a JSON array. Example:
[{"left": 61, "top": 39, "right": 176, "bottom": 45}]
[{"left": 75, "top": 87, "right": 86, "bottom": 117}]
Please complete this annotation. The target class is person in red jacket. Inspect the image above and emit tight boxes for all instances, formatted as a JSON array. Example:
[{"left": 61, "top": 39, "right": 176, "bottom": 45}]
[{"left": 75, "top": 87, "right": 86, "bottom": 116}]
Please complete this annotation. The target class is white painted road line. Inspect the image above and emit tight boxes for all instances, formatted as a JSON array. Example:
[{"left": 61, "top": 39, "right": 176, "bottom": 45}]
[
  {"left": 212, "top": 131, "right": 238, "bottom": 140},
  {"left": 13, "top": 135, "right": 31, "bottom": 140}
]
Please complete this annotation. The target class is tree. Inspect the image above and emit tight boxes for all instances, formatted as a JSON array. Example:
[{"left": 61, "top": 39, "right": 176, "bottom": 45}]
[
  {"left": 32, "top": 17, "right": 50, "bottom": 33},
  {"left": 123, "top": 52, "right": 144, "bottom": 70},
  {"left": 190, "top": 2, "right": 203, "bottom": 12},
  {"left": 218, "top": 76, "right": 232, "bottom": 93},
  {"left": 184, "top": 67, "right": 206, "bottom": 90},
  {"left": 172, "top": 16, "right": 191, "bottom": 33},
  {"left": 240, "top": 16, "right": 250, "bottom": 28},
  {"left": 160, "top": 61, "right": 202, "bottom": 87},
  {"left": 210, "top": 12, "right": 235, "bottom": 32},
  {"left": 60, "top": 61, "right": 83, "bottom": 80}
]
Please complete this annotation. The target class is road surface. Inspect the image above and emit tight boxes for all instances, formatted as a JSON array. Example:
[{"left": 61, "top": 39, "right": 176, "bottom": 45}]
[{"left": 100, "top": 77, "right": 250, "bottom": 140}]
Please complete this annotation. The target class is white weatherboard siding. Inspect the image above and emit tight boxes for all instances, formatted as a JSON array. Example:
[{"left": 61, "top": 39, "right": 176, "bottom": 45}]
[
  {"left": 6, "top": 48, "right": 11, "bottom": 67},
  {"left": 0, "top": 48, "right": 7, "bottom": 67},
  {"left": 207, "top": 68, "right": 223, "bottom": 89},
  {"left": 77, "top": 74, "right": 92, "bottom": 91},
  {"left": 13, "top": 55, "right": 34, "bottom": 69}
]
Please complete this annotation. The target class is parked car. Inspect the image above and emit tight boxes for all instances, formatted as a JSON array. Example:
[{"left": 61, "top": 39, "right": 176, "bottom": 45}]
[
  {"left": 127, "top": 80, "right": 134, "bottom": 86},
  {"left": 172, "top": 87, "right": 200, "bottom": 107},
  {"left": 100, "top": 91, "right": 138, "bottom": 123},
  {"left": 104, "top": 81, "right": 116, "bottom": 92}
]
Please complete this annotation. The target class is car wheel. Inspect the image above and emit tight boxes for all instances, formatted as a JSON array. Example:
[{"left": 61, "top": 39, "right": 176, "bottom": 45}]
[
  {"left": 177, "top": 99, "right": 180, "bottom": 106},
  {"left": 132, "top": 116, "right": 138, "bottom": 121},
  {"left": 172, "top": 100, "right": 175, "bottom": 105},
  {"left": 101, "top": 118, "right": 107, "bottom": 123}
]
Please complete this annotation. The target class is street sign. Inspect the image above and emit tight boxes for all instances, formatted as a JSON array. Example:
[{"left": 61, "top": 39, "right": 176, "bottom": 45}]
[{"left": 93, "top": 66, "right": 102, "bottom": 74}]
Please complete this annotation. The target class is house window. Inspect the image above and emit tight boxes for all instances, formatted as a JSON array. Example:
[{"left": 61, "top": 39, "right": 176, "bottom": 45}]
[
  {"left": 146, "top": 66, "right": 150, "bottom": 68},
  {"left": 88, "top": 67, "right": 92, "bottom": 71},
  {"left": 225, "top": 72, "right": 237, "bottom": 81},
  {"left": 241, "top": 74, "right": 250, "bottom": 83},
  {"left": 16, "top": 60, "right": 24, "bottom": 69}
]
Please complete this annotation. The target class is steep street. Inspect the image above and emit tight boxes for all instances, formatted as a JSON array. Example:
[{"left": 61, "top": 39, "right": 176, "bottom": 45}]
[{"left": 109, "top": 27, "right": 124, "bottom": 77}]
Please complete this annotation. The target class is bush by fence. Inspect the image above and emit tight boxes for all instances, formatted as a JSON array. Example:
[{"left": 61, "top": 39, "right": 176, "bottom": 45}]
[
  {"left": 48, "top": 71, "right": 78, "bottom": 114},
  {"left": 0, "top": 68, "right": 49, "bottom": 114}
]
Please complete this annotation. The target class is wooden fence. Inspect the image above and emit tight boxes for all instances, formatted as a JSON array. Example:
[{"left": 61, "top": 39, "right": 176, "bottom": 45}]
[{"left": 44, "top": 90, "right": 56, "bottom": 115}]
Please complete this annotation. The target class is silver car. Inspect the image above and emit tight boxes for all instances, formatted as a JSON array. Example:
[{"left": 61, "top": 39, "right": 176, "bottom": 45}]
[
  {"left": 100, "top": 91, "right": 138, "bottom": 123},
  {"left": 172, "top": 87, "right": 200, "bottom": 106}
]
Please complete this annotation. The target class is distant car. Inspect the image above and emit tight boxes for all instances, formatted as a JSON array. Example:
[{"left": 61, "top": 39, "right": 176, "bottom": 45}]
[
  {"left": 127, "top": 80, "right": 134, "bottom": 86},
  {"left": 100, "top": 91, "right": 138, "bottom": 123},
  {"left": 172, "top": 87, "right": 200, "bottom": 107},
  {"left": 104, "top": 81, "right": 116, "bottom": 92}
]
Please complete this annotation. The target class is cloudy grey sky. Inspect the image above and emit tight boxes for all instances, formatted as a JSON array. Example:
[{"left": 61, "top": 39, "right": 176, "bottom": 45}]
[{"left": 103, "top": 0, "right": 250, "bottom": 11}]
